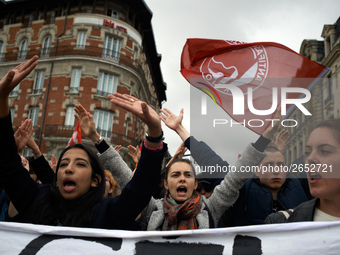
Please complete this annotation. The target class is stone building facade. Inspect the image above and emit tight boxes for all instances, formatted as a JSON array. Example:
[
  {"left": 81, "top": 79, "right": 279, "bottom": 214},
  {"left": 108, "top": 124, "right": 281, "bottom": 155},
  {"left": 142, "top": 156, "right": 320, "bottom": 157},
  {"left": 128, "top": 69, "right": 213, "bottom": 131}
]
[
  {"left": 0, "top": 0, "right": 167, "bottom": 169},
  {"left": 286, "top": 17, "right": 340, "bottom": 165}
]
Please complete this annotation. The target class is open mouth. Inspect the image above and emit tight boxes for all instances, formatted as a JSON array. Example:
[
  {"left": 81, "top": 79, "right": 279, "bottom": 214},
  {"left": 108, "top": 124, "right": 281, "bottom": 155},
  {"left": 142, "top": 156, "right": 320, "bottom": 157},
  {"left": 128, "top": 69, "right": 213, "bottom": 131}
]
[
  {"left": 63, "top": 179, "right": 76, "bottom": 192},
  {"left": 177, "top": 186, "right": 187, "bottom": 195}
]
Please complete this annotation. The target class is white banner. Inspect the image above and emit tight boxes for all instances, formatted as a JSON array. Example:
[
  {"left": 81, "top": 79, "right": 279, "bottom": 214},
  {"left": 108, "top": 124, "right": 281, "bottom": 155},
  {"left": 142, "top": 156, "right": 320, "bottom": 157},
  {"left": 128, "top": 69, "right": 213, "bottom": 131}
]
[{"left": 1, "top": 221, "right": 340, "bottom": 254}]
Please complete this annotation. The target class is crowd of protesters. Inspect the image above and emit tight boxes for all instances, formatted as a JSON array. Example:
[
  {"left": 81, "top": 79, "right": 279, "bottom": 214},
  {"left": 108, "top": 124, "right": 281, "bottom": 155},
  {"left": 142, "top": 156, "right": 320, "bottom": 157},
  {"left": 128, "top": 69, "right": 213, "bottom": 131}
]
[{"left": 0, "top": 56, "right": 340, "bottom": 232}]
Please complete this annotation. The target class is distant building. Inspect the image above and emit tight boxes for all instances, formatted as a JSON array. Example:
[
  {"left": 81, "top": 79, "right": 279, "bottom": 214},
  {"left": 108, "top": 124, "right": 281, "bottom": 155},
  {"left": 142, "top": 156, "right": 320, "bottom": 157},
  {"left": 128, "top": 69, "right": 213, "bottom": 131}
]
[
  {"left": 0, "top": 0, "right": 167, "bottom": 169},
  {"left": 286, "top": 17, "right": 340, "bottom": 165}
]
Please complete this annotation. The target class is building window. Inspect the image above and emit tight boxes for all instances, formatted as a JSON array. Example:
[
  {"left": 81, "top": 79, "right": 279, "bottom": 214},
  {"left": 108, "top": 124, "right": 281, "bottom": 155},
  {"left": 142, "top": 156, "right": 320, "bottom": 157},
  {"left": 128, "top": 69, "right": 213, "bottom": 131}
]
[
  {"left": 70, "top": 68, "right": 81, "bottom": 92},
  {"left": 107, "top": 9, "right": 117, "bottom": 18},
  {"left": 41, "top": 35, "right": 51, "bottom": 57},
  {"left": 9, "top": 83, "right": 20, "bottom": 96},
  {"left": 18, "top": 39, "right": 28, "bottom": 60},
  {"left": 102, "top": 35, "right": 121, "bottom": 61},
  {"left": 93, "top": 109, "right": 113, "bottom": 138},
  {"left": 76, "top": 31, "right": 86, "bottom": 48},
  {"left": 97, "top": 71, "right": 117, "bottom": 97},
  {"left": 133, "top": 47, "right": 139, "bottom": 61},
  {"left": 10, "top": 108, "right": 15, "bottom": 123},
  {"left": 65, "top": 106, "right": 75, "bottom": 126},
  {"left": 33, "top": 71, "right": 45, "bottom": 94},
  {"left": 29, "top": 107, "right": 39, "bottom": 127}
]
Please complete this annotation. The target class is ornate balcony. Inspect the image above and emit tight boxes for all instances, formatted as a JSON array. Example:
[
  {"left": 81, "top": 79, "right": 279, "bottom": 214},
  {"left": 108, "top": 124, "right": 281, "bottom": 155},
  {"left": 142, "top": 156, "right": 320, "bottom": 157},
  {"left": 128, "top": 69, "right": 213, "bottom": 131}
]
[
  {"left": 44, "top": 125, "right": 140, "bottom": 147},
  {"left": 1, "top": 45, "right": 144, "bottom": 81}
]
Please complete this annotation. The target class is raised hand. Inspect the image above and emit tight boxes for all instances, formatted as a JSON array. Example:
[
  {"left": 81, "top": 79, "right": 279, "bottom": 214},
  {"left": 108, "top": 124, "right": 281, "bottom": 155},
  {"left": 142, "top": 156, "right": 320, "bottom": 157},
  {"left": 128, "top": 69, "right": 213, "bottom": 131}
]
[
  {"left": 159, "top": 108, "right": 190, "bottom": 142},
  {"left": 262, "top": 106, "right": 282, "bottom": 140},
  {"left": 127, "top": 144, "right": 141, "bottom": 164},
  {"left": 0, "top": 55, "right": 39, "bottom": 98},
  {"left": 74, "top": 104, "right": 99, "bottom": 141},
  {"left": 273, "top": 129, "right": 289, "bottom": 155},
  {"left": 50, "top": 156, "right": 58, "bottom": 173},
  {"left": 0, "top": 56, "right": 39, "bottom": 118},
  {"left": 165, "top": 141, "right": 187, "bottom": 167},
  {"left": 14, "top": 119, "right": 34, "bottom": 154},
  {"left": 114, "top": 145, "right": 122, "bottom": 154},
  {"left": 108, "top": 93, "right": 161, "bottom": 137},
  {"left": 159, "top": 108, "right": 183, "bottom": 132}
]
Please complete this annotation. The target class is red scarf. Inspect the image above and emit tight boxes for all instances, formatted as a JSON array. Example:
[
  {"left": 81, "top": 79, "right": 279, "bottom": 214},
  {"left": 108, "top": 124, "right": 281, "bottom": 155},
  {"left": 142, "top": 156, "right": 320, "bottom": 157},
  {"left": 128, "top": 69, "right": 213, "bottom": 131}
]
[{"left": 162, "top": 191, "right": 202, "bottom": 231}]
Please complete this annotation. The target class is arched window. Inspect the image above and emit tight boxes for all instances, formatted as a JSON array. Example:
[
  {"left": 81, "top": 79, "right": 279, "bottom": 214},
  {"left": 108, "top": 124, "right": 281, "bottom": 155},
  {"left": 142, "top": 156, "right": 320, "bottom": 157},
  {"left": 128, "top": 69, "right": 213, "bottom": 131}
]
[
  {"left": 18, "top": 39, "right": 28, "bottom": 60},
  {"left": 41, "top": 35, "right": 51, "bottom": 57}
]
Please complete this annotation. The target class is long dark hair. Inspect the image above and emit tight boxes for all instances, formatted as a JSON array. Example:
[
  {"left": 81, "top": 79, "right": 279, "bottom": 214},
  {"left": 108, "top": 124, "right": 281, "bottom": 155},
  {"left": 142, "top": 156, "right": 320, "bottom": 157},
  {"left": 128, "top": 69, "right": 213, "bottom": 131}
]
[{"left": 32, "top": 143, "right": 105, "bottom": 227}]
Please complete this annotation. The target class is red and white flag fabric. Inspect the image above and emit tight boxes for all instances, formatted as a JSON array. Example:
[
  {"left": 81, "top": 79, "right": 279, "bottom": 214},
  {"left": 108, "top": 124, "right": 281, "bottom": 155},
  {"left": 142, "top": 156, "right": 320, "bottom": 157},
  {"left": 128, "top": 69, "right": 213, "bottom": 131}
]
[
  {"left": 181, "top": 39, "right": 329, "bottom": 134},
  {"left": 66, "top": 122, "right": 82, "bottom": 147}
]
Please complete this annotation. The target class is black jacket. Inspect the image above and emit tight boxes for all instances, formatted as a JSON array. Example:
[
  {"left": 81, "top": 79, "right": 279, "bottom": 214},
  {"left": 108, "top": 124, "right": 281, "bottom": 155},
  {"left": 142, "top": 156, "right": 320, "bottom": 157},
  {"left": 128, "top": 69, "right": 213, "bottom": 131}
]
[
  {"left": 218, "top": 177, "right": 310, "bottom": 227},
  {"left": 264, "top": 198, "right": 318, "bottom": 223}
]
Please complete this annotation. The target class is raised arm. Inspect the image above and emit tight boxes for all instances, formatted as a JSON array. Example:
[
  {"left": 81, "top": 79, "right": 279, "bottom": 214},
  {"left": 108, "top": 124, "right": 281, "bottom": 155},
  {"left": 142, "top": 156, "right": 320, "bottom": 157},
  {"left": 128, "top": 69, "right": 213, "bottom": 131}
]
[
  {"left": 160, "top": 108, "right": 228, "bottom": 170},
  {"left": 0, "top": 56, "right": 39, "bottom": 215},
  {"left": 165, "top": 141, "right": 187, "bottom": 167},
  {"left": 0, "top": 56, "right": 38, "bottom": 118},
  {"left": 100, "top": 93, "right": 167, "bottom": 225},
  {"left": 272, "top": 129, "right": 289, "bottom": 155},
  {"left": 14, "top": 119, "right": 34, "bottom": 154},
  {"left": 74, "top": 104, "right": 101, "bottom": 143},
  {"left": 160, "top": 108, "right": 190, "bottom": 142},
  {"left": 108, "top": 93, "right": 163, "bottom": 144},
  {"left": 127, "top": 144, "right": 141, "bottom": 165},
  {"left": 206, "top": 108, "right": 282, "bottom": 226},
  {"left": 74, "top": 104, "right": 132, "bottom": 188}
]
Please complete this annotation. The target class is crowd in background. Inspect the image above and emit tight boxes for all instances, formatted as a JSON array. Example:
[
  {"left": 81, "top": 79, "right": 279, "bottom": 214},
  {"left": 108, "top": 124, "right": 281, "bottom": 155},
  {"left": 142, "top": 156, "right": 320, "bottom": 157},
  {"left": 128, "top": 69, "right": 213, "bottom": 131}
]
[{"left": 1, "top": 56, "right": 340, "bottom": 231}]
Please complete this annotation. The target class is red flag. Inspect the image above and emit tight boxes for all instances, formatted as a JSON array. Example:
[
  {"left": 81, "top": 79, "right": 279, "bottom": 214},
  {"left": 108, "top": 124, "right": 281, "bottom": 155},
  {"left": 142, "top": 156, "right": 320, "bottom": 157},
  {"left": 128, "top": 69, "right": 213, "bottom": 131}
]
[
  {"left": 66, "top": 122, "right": 82, "bottom": 147},
  {"left": 181, "top": 39, "right": 329, "bottom": 134}
]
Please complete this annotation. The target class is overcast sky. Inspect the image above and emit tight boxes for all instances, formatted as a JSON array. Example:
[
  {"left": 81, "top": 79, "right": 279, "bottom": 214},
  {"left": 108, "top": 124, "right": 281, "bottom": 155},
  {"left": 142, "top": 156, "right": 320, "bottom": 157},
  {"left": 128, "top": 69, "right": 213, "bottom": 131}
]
[{"left": 143, "top": 0, "right": 340, "bottom": 164}]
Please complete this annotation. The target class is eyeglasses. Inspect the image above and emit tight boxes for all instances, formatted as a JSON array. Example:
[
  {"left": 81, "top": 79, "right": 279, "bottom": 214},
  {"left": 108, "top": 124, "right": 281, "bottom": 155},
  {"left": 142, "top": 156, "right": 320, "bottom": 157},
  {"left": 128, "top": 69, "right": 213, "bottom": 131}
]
[{"left": 105, "top": 176, "right": 110, "bottom": 181}]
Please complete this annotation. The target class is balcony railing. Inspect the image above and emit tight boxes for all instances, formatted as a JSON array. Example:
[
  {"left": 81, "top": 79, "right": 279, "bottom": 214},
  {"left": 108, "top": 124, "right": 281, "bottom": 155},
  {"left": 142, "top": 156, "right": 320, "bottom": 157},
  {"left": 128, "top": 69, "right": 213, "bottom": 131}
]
[
  {"left": 32, "top": 88, "right": 43, "bottom": 95},
  {"left": 13, "top": 125, "right": 40, "bottom": 138},
  {"left": 1, "top": 45, "right": 143, "bottom": 79},
  {"left": 44, "top": 125, "right": 140, "bottom": 147},
  {"left": 96, "top": 90, "right": 111, "bottom": 97},
  {"left": 41, "top": 47, "right": 51, "bottom": 57},
  {"left": 1, "top": 45, "right": 149, "bottom": 94}
]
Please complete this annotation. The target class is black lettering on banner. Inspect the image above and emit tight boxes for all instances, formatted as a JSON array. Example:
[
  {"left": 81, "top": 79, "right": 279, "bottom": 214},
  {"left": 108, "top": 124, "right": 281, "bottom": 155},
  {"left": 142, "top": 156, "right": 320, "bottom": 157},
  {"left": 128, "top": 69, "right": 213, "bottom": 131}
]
[
  {"left": 232, "top": 235, "right": 262, "bottom": 255},
  {"left": 135, "top": 240, "right": 224, "bottom": 255},
  {"left": 18, "top": 235, "right": 122, "bottom": 255}
]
